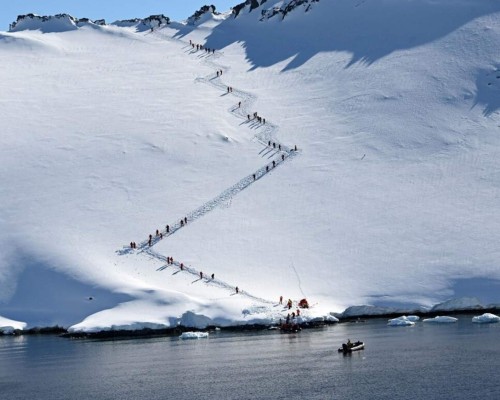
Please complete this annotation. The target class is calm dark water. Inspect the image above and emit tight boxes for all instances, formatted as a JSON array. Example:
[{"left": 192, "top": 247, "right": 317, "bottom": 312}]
[{"left": 1, "top": 317, "right": 499, "bottom": 400}]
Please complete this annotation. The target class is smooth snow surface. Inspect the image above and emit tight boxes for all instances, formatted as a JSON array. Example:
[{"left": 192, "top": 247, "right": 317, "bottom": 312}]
[
  {"left": 430, "top": 297, "right": 484, "bottom": 312},
  {"left": 180, "top": 331, "right": 209, "bottom": 339},
  {"left": 1, "top": 0, "right": 500, "bottom": 331},
  {"left": 0, "top": 316, "right": 26, "bottom": 333},
  {"left": 423, "top": 316, "right": 458, "bottom": 323},
  {"left": 471, "top": 313, "right": 500, "bottom": 324}
]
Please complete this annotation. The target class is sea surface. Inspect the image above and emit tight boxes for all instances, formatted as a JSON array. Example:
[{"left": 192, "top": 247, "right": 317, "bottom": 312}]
[{"left": 1, "top": 316, "right": 499, "bottom": 400}]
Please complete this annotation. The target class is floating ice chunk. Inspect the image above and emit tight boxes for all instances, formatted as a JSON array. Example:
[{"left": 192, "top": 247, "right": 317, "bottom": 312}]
[
  {"left": 180, "top": 331, "right": 209, "bottom": 339},
  {"left": 472, "top": 313, "right": 500, "bottom": 324},
  {"left": 405, "top": 315, "right": 420, "bottom": 322},
  {"left": 423, "top": 316, "right": 458, "bottom": 323},
  {"left": 388, "top": 316, "right": 415, "bottom": 326}
]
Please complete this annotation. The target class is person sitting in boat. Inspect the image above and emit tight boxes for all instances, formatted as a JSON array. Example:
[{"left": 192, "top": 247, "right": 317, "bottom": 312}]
[{"left": 347, "top": 339, "right": 352, "bottom": 348}]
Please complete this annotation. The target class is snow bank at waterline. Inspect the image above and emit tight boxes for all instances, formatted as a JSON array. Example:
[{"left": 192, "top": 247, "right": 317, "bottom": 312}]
[{"left": 0, "top": 316, "right": 27, "bottom": 334}]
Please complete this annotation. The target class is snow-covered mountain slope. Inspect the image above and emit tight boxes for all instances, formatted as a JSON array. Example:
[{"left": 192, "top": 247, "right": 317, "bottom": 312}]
[{"left": 1, "top": 0, "right": 499, "bottom": 331}]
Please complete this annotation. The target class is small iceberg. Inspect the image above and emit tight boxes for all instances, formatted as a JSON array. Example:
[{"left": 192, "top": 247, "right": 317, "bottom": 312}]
[
  {"left": 387, "top": 316, "right": 415, "bottom": 326},
  {"left": 423, "top": 316, "right": 458, "bottom": 323},
  {"left": 472, "top": 313, "right": 500, "bottom": 324},
  {"left": 180, "top": 331, "right": 209, "bottom": 339}
]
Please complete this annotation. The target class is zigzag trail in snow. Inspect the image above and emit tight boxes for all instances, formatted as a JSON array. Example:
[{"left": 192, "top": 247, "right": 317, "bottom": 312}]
[
  {"left": 194, "top": 49, "right": 295, "bottom": 154},
  {"left": 118, "top": 29, "right": 299, "bottom": 305},
  {"left": 144, "top": 248, "right": 274, "bottom": 305},
  {"left": 128, "top": 31, "right": 298, "bottom": 250}
]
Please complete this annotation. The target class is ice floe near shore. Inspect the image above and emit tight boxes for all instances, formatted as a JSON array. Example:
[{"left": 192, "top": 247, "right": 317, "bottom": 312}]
[
  {"left": 180, "top": 331, "right": 209, "bottom": 339},
  {"left": 423, "top": 316, "right": 458, "bottom": 323},
  {"left": 471, "top": 313, "right": 500, "bottom": 324},
  {"left": 387, "top": 316, "right": 417, "bottom": 326}
]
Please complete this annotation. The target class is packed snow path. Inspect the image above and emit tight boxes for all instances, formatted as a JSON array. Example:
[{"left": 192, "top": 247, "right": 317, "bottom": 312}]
[
  {"left": 129, "top": 34, "right": 299, "bottom": 251},
  {"left": 144, "top": 248, "right": 274, "bottom": 305},
  {"left": 119, "top": 30, "right": 300, "bottom": 304}
]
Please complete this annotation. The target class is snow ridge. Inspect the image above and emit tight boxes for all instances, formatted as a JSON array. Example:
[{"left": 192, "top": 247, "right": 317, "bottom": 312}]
[
  {"left": 111, "top": 15, "right": 170, "bottom": 30},
  {"left": 9, "top": 13, "right": 98, "bottom": 32},
  {"left": 9, "top": 13, "right": 171, "bottom": 33}
]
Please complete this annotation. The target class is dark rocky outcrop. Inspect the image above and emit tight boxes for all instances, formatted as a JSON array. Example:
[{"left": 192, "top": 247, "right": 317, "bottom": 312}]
[
  {"left": 111, "top": 14, "right": 170, "bottom": 30},
  {"left": 260, "top": 0, "right": 320, "bottom": 21},
  {"left": 232, "top": 0, "right": 268, "bottom": 18},
  {"left": 231, "top": 0, "right": 319, "bottom": 20},
  {"left": 9, "top": 13, "right": 107, "bottom": 31},
  {"left": 142, "top": 14, "right": 170, "bottom": 27},
  {"left": 187, "top": 5, "right": 219, "bottom": 25}
]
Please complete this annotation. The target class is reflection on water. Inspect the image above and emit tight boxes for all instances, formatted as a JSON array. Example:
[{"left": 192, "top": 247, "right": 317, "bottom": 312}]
[{"left": 1, "top": 317, "right": 499, "bottom": 400}]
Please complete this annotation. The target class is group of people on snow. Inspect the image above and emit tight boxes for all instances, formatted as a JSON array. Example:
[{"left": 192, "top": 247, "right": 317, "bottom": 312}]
[
  {"left": 280, "top": 297, "right": 308, "bottom": 328},
  {"left": 163, "top": 256, "right": 240, "bottom": 294},
  {"left": 126, "top": 36, "right": 304, "bottom": 307},
  {"left": 135, "top": 217, "right": 189, "bottom": 248},
  {"left": 247, "top": 112, "right": 265, "bottom": 125},
  {"left": 189, "top": 40, "right": 216, "bottom": 54}
]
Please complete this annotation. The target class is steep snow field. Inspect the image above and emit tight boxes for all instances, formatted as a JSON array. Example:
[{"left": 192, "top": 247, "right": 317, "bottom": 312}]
[{"left": 1, "top": 0, "right": 499, "bottom": 331}]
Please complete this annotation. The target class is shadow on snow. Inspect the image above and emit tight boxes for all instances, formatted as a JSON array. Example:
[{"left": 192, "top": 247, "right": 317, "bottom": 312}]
[{"left": 171, "top": 0, "right": 500, "bottom": 72}]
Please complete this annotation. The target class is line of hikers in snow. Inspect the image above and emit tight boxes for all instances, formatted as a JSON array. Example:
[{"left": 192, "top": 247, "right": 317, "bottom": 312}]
[
  {"left": 260, "top": 142, "right": 290, "bottom": 175},
  {"left": 125, "top": 36, "right": 303, "bottom": 303},
  {"left": 247, "top": 111, "right": 266, "bottom": 124},
  {"left": 164, "top": 256, "right": 240, "bottom": 294},
  {"left": 188, "top": 40, "right": 300, "bottom": 159},
  {"left": 189, "top": 39, "right": 216, "bottom": 54},
  {"left": 131, "top": 217, "right": 190, "bottom": 248},
  {"left": 127, "top": 39, "right": 302, "bottom": 252}
]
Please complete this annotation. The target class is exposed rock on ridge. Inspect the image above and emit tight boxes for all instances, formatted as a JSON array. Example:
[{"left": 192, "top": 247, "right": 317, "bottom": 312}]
[
  {"left": 231, "top": 0, "right": 319, "bottom": 20},
  {"left": 187, "top": 5, "right": 219, "bottom": 25},
  {"left": 9, "top": 13, "right": 170, "bottom": 32}
]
